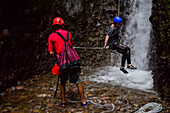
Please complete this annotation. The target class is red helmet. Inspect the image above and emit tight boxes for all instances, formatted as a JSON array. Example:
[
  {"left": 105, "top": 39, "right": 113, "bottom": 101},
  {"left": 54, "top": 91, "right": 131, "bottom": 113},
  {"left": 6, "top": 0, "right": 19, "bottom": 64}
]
[{"left": 52, "top": 17, "right": 64, "bottom": 26}]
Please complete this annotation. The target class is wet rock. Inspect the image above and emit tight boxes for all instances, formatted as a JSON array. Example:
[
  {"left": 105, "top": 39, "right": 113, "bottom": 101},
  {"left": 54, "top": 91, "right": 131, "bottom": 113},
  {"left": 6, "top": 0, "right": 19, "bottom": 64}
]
[
  {"left": 17, "top": 81, "right": 22, "bottom": 86},
  {"left": 37, "top": 94, "right": 51, "bottom": 98},
  {"left": 100, "top": 97, "right": 110, "bottom": 100},
  {"left": 88, "top": 94, "right": 93, "bottom": 97},
  {"left": 116, "top": 106, "right": 120, "bottom": 111},
  {"left": 19, "top": 96, "right": 28, "bottom": 100},
  {"left": 0, "top": 73, "right": 169, "bottom": 112},
  {"left": 133, "top": 103, "right": 139, "bottom": 107},
  {"left": 150, "top": 0, "right": 170, "bottom": 102},
  {"left": 1, "top": 105, "right": 14, "bottom": 112},
  {"left": 6, "top": 88, "right": 12, "bottom": 93},
  {"left": 120, "top": 107, "right": 126, "bottom": 112},
  {"left": 0, "top": 92, "right": 6, "bottom": 96},
  {"left": 15, "top": 85, "right": 24, "bottom": 90},
  {"left": 32, "top": 109, "right": 40, "bottom": 112}
]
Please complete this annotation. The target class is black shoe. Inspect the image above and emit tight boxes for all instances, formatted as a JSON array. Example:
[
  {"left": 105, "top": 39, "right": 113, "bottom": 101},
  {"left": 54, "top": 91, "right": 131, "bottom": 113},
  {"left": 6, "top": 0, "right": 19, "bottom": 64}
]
[
  {"left": 127, "top": 65, "right": 137, "bottom": 69},
  {"left": 120, "top": 68, "right": 128, "bottom": 74}
]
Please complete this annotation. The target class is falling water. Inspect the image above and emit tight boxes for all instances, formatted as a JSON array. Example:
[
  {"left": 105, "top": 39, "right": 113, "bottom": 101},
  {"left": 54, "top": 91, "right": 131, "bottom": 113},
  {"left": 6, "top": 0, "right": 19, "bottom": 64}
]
[
  {"left": 89, "top": 0, "right": 154, "bottom": 91},
  {"left": 122, "top": 0, "right": 152, "bottom": 70}
]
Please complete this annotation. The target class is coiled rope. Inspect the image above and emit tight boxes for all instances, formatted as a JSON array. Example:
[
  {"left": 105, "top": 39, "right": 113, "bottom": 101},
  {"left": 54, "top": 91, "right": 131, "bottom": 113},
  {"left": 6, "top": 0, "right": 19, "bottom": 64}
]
[{"left": 135, "top": 102, "right": 163, "bottom": 113}]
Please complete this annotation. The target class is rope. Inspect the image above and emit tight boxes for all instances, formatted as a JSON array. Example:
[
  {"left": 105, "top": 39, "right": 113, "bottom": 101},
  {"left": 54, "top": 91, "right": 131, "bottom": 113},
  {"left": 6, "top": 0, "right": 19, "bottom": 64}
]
[
  {"left": 89, "top": 100, "right": 115, "bottom": 113},
  {"left": 118, "top": 0, "right": 120, "bottom": 16},
  {"left": 65, "top": 95, "right": 115, "bottom": 112},
  {"left": 135, "top": 102, "right": 163, "bottom": 113},
  {"left": 73, "top": 47, "right": 104, "bottom": 49},
  {"left": 66, "top": 95, "right": 163, "bottom": 113}
]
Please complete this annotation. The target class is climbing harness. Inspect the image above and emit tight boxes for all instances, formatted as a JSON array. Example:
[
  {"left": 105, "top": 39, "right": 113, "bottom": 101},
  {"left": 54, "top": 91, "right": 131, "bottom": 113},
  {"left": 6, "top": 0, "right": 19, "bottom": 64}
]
[{"left": 135, "top": 102, "right": 163, "bottom": 113}]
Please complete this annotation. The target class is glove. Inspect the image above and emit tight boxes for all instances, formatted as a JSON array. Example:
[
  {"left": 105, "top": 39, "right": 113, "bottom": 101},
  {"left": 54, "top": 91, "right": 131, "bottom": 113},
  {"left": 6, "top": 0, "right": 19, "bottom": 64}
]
[{"left": 103, "top": 46, "right": 109, "bottom": 49}]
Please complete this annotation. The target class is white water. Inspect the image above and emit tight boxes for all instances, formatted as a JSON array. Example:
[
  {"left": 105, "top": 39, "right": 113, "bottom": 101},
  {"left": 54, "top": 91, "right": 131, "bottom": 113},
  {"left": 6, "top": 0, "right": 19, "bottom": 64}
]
[
  {"left": 89, "top": 66, "right": 153, "bottom": 91},
  {"left": 88, "top": 0, "right": 153, "bottom": 91},
  {"left": 122, "top": 0, "right": 152, "bottom": 70}
]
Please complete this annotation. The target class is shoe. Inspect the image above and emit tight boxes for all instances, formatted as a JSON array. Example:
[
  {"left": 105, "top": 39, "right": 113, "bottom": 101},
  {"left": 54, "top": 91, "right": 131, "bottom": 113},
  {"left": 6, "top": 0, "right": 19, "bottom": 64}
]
[
  {"left": 127, "top": 65, "right": 137, "bottom": 69},
  {"left": 61, "top": 102, "right": 67, "bottom": 106},
  {"left": 120, "top": 68, "right": 128, "bottom": 74},
  {"left": 81, "top": 101, "right": 91, "bottom": 106}
]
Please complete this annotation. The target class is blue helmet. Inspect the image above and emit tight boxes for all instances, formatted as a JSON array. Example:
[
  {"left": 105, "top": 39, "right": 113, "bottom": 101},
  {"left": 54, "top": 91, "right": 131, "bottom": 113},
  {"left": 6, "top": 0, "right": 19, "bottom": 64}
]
[{"left": 113, "top": 16, "right": 122, "bottom": 23}]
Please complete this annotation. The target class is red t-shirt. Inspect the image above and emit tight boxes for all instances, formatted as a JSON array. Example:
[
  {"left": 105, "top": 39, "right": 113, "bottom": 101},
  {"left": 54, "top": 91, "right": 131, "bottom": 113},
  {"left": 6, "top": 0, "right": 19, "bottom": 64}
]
[{"left": 48, "top": 29, "right": 73, "bottom": 54}]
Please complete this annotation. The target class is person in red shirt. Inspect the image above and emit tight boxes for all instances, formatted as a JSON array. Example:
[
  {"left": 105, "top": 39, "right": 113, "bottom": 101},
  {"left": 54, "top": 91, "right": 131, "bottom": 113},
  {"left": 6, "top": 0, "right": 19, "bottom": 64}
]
[{"left": 48, "top": 17, "right": 88, "bottom": 106}]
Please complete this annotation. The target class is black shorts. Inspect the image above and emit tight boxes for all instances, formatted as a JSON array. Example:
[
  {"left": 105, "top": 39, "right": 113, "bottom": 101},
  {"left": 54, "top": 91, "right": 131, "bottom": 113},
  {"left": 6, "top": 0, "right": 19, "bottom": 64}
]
[{"left": 60, "top": 67, "right": 81, "bottom": 84}]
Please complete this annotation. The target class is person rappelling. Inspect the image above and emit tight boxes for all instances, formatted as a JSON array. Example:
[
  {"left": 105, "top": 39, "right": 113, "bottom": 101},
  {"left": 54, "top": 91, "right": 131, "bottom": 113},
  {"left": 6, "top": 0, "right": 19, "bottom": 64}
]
[{"left": 104, "top": 16, "right": 137, "bottom": 74}]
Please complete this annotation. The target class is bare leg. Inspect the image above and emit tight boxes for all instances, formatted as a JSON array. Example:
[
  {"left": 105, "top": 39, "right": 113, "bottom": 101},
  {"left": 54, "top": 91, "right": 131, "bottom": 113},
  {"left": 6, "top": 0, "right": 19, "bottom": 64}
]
[
  {"left": 60, "top": 81, "right": 66, "bottom": 105},
  {"left": 77, "top": 83, "right": 86, "bottom": 104}
]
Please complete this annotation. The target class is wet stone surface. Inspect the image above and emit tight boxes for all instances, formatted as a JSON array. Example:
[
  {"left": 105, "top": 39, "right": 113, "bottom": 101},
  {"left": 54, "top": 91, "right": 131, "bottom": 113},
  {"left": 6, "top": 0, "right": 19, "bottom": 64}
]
[{"left": 0, "top": 72, "right": 169, "bottom": 113}]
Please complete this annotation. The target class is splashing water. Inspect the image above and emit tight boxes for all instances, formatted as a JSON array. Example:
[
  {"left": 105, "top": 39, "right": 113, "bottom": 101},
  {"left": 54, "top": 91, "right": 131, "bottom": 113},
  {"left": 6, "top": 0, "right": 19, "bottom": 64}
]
[
  {"left": 89, "top": 66, "right": 153, "bottom": 91},
  {"left": 89, "top": 0, "right": 153, "bottom": 91}
]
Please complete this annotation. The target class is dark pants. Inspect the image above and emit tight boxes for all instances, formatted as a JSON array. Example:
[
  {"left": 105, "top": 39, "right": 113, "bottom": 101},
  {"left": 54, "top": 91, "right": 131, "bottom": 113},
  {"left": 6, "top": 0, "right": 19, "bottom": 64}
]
[
  {"left": 117, "top": 44, "right": 131, "bottom": 67},
  {"left": 60, "top": 67, "right": 81, "bottom": 84},
  {"left": 110, "top": 43, "right": 131, "bottom": 67}
]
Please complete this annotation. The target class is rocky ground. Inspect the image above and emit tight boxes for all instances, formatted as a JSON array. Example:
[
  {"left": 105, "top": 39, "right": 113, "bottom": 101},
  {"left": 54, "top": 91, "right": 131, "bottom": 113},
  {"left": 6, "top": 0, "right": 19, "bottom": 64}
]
[{"left": 0, "top": 71, "right": 169, "bottom": 113}]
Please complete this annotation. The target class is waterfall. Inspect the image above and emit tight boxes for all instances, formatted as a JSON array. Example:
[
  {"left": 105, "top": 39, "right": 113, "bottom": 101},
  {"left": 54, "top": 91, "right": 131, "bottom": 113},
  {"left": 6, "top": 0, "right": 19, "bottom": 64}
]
[
  {"left": 122, "top": 0, "right": 152, "bottom": 70},
  {"left": 88, "top": 0, "right": 154, "bottom": 91}
]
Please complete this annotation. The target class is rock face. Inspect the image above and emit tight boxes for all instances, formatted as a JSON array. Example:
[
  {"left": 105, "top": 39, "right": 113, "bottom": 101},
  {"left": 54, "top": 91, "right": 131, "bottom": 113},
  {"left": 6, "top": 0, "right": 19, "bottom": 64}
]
[
  {"left": 0, "top": 0, "right": 56, "bottom": 91},
  {"left": 149, "top": 0, "right": 170, "bottom": 101},
  {"left": 0, "top": 0, "right": 127, "bottom": 91}
]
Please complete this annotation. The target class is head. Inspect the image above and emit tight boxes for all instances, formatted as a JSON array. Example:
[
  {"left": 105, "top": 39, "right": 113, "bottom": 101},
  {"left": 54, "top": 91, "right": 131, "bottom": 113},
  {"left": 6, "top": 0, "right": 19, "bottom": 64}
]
[
  {"left": 113, "top": 16, "right": 122, "bottom": 27},
  {"left": 52, "top": 17, "right": 65, "bottom": 30}
]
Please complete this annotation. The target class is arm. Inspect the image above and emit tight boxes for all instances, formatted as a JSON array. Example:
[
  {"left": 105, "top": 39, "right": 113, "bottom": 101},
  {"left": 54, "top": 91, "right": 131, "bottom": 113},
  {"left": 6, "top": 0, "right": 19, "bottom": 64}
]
[
  {"left": 48, "top": 34, "right": 57, "bottom": 58},
  {"left": 69, "top": 33, "right": 73, "bottom": 46},
  {"left": 104, "top": 35, "right": 110, "bottom": 47}
]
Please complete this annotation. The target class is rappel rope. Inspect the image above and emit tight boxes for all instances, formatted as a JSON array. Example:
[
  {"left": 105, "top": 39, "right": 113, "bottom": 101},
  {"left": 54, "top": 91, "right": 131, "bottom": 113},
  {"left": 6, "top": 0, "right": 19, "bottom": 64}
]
[
  {"left": 135, "top": 102, "right": 163, "bottom": 113},
  {"left": 118, "top": 0, "right": 120, "bottom": 16},
  {"left": 73, "top": 47, "right": 104, "bottom": 49}
]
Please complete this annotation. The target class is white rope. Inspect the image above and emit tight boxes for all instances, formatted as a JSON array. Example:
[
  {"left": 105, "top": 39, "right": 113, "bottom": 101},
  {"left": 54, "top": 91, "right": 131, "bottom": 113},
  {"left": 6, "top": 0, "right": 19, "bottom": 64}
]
[
  {"left": 66, "top": 98, "right": 162, "bottom": 113},
  {"left": 135, "top": 102, "right": 163, "bottom": 113},
  {"left": 88, "top": 100, "right": 115, "bottom": 113},
  {"left": 65, "top": 97, "right": 115, "bottom": 112}
]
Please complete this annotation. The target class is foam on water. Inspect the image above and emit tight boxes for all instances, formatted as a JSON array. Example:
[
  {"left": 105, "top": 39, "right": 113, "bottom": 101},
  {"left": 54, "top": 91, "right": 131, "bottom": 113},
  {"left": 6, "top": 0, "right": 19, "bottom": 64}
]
[{"left": 89, "top": 66, "right": 153, "bottom": 91}]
